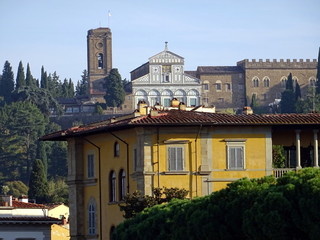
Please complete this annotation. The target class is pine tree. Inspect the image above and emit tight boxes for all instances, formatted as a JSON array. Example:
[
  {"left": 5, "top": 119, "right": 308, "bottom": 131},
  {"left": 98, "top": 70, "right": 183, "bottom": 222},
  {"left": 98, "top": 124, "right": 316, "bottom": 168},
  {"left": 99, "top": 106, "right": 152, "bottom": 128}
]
[
  {"left": 16, "top": 61, "right": 26, "bottom": 89},
  {"left": 28, "top": 159, "right": 49, "bottom": 203},
  {"left": 0, "top": 61, "right": 15, "bottom": 104},
  {"left": 104, "top": 68, "right": 125, "bottom": 107},
  {"left": 68, "top": 78, "right": 74, "bottom": 97}
]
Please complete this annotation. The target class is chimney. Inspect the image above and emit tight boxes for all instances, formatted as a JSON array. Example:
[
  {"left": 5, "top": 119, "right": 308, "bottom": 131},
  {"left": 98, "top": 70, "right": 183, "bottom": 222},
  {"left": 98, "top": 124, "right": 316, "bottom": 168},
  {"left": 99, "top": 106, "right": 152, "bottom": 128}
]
[
  {"left": 242, "top": 106, "right": 253, "bottom": 115},
  {"left": 179, "top": 102, "right": 186, "bottom": 111},
  {"left": 137, "top": 100, "right": 147, "bottom": 115},
  {"left": 171, "top": 98, "right": 180, "bottom": 108},
  {"left": 19, "top": 195, "right": 29, "bottom": 203},
  {"left": 1, "top": 195, "right": 13, "bottom": 206}
]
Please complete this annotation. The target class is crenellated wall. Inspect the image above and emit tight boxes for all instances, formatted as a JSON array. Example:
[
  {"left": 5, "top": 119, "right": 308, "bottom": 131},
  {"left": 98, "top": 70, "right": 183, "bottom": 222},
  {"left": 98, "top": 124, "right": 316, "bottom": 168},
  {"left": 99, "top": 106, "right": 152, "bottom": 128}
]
[{"left": 237, "top": 59, "right": 317, "bottom": 69}]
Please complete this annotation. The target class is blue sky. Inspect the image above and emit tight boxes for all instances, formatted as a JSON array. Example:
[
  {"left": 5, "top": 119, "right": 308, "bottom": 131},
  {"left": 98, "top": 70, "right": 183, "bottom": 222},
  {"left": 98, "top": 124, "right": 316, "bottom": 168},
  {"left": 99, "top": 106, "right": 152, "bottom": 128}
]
[{"left": 0, "top": 0, "right": 319, "bottom": 83}]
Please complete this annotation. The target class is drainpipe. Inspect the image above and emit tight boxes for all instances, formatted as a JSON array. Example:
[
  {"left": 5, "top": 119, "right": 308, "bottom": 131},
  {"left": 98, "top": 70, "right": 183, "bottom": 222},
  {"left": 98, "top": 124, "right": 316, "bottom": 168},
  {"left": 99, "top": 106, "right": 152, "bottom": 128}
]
[
  {"left": 194, "top": 125, "right": 202, "bottom": 197},
  {"left": 157, "top": 127, "right": 160, "bottom": 188},
  {"left": 110, "top": 132, "right": 130, "bottom": 193},
  {"left": 83, "top": 138, "right": 102, "bottom": 240}
]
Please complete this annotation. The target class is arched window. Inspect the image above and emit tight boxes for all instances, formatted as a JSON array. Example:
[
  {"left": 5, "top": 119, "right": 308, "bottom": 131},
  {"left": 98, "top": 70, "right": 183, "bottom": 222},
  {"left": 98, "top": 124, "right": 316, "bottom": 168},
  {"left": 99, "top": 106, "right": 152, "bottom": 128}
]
[
  {"left": 252, "top": 77, "right": 259, "bottom": 87},
  {"left": 88, "top": 199, "right": 96, "bottom": 235},
  {"left": 263, "top": 77, "right": 270, "bottom": 87},
  {"left": 119, "top": 169, "right": 126, "bottom": 200},
  {"left": 97, "top": 53, "right": 103, "bottom": 69},
  {"left": 114, "top": 142, "right": 120, "bottom": 157},
  {"left": 280, "top": 77, "right": 287, "bottom": 88},
  {"left": 309, "top": 78, "right": 317, "bottom": 87},
  {"left": 109, "top": 171, "right": 116, "bottom": 202}
]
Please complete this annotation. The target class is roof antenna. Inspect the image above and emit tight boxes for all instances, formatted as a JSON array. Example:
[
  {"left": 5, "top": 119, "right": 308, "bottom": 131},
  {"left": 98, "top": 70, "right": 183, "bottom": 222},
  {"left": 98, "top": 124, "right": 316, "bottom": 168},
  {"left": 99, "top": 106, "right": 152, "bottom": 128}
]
[{"left": 165, "top": 41, "right": 168, "bottom": 51}]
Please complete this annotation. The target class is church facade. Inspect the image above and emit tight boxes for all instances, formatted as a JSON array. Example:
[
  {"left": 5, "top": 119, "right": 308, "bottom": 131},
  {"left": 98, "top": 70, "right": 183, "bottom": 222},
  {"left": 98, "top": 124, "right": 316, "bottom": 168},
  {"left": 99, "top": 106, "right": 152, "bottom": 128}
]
[{"left": 130, "top": 43, "right": 202, "bottom": 109}]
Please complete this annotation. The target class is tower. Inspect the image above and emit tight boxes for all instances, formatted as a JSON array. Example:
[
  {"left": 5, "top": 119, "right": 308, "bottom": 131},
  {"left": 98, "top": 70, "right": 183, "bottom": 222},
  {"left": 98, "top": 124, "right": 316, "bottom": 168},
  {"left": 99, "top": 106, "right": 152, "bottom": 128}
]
[{"left": 87, "top": 27, "right": 112, "bottom": 102}]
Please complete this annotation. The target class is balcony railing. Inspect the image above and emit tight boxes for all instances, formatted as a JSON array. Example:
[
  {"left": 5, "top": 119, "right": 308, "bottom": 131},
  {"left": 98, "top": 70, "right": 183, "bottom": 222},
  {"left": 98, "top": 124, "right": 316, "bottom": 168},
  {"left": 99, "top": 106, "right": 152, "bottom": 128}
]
[{"left": 273, "top": 168, "right": 295, "bottom": 178}]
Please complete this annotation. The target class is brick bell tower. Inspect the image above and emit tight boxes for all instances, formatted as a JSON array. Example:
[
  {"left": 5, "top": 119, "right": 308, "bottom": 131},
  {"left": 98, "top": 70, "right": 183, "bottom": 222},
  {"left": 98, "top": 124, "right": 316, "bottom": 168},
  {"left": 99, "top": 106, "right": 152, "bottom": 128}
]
[{"left": 87, "top": 27, "right": 112, "bottom": 102}]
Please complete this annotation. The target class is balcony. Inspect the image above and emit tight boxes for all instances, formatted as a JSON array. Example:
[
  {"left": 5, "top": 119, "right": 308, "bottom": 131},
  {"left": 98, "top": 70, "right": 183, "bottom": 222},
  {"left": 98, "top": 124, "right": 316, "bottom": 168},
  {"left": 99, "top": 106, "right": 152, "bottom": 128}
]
[{"left": 273, "top": 168, "right": 295, "bottom": 178}]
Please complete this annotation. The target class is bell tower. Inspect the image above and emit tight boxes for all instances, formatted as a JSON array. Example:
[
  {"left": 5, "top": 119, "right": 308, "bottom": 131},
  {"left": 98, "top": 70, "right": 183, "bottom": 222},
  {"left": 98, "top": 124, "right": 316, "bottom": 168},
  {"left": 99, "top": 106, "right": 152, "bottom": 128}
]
[{"left": 87, "top": 27, "right": 112, "bottom": 102}]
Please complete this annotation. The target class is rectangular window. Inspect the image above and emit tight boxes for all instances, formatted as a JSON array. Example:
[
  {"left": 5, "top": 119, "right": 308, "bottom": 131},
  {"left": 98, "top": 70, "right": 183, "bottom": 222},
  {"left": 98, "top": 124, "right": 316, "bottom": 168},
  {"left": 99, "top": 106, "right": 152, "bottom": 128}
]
[
  {"left": 228, "top": 147, "right": 244, "bottom": 169},
  {"left": 134, "top": 148, "right": 138, "bottom": 171},
  {"left": 203, "top": 83, "right": 209, "bottom": 90},
  {"left": 168, "top": 147, "right": 184, "bottom": 171},
  {"left": 226, "top": 140, "right": 246, "bottom": 170},
  {"left": 163, "top": 98, "right": 171, "bottom": 107},
  {"left": 87, "top": 154, "right": 94, "bottom": 178},
  {"left": 190, "top": 98, "right": 197, "bottom": 107}
]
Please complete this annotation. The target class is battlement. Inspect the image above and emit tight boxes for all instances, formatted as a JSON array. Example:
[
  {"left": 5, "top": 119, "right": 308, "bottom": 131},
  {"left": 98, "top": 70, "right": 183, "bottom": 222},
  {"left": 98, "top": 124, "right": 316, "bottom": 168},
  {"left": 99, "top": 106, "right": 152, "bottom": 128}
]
[{"left": 237, "top": 58, "right": 317, "bottom": 69}]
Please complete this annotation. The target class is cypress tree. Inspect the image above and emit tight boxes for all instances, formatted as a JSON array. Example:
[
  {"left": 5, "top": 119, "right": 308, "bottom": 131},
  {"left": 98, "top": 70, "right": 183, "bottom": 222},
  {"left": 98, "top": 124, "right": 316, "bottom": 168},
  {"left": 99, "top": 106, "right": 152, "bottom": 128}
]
[
  {"left": 295, "top": 82, "right": 301, "bottom": 100},
  {"left": 16, "top": 61, "right": 26, "bottom": 89},
  {"left": 40, "top": 66, "right": 48, "bottom": 89},
  {"left": 28, "top": 159, "right": 48, "bottom": 203},
  {"left": 281, "top": 73, "right": 296, "bottom": 113},
  {"left": 68, "top": 78, "right": 74, "bottom": 97},
  {"left": 0, "top": 61, "right": 15, "bottom": 104},
  {"left": 25, "top": 63, "right": 35, "bottom": 86},
  {"left": 286, "top": 73, "right": 294, "bottom": 91},
  {"left": 316, "top": 47, "right": 320, "bottom": 94},
  {"left": 104, "top": 68, "right": 125, "bottom": 107}
]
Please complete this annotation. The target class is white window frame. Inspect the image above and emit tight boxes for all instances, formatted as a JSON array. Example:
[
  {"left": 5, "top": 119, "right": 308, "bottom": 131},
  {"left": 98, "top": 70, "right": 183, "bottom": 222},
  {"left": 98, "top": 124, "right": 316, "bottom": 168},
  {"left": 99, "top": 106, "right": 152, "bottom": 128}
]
[
  {"left": 167, "top": 145, "right": 184, "bottom": 171},
  {"left": 226, "top": 140, "right": 246, "bottom": 170},
  {"left": 87, "top": 153, "right": 95, "bottom": 178},
  {"left": 88, "top": 200, "right": 96, "bottom": 235}
]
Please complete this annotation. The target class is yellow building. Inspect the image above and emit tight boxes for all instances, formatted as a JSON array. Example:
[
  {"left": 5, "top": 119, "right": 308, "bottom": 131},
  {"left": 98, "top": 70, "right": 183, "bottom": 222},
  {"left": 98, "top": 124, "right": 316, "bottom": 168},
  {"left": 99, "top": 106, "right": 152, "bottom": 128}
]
[{"left": 42, "top": 106, "right": 320, "bottom": 240}]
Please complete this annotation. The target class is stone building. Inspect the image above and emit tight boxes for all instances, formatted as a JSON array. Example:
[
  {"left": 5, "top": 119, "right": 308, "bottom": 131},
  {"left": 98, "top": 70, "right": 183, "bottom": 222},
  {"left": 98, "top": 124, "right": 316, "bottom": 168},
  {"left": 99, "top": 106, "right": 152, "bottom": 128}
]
[
  {"left": 130, "top": 43, "right": 202, "bottom": 109},
  {"left": 87, "top": 27, "right": 112, "bottom": 103}
]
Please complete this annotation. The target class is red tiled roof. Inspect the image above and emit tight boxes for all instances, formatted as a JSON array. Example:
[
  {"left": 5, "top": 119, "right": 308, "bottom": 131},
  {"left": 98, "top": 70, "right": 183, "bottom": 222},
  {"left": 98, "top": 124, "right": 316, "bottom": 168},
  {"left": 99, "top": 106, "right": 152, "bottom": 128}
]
[
  {"left": 12, "top": 201, "right": 47, "bottom": 209},
  {"left": 0, "top": 216, "right": 61, "bottom": 225},
  {"left": 41, "top": 110, "right": 320, "bottom": 141}
]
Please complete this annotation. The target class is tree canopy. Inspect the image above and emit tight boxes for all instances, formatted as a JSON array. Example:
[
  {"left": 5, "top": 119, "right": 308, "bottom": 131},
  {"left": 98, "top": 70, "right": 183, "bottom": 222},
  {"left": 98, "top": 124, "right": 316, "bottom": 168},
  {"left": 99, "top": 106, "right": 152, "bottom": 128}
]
[
  {"left": 28, "top": 159, "right": 49, "bottom": 203},
  {"left": 0, "top": 61, "right": 14, "bottom": 104},
  {"left": 113, "top": 168, "right": 320, "bottom": 240},
  {"left": 104, "top": 68, "right": 125, "bottom": 108}
]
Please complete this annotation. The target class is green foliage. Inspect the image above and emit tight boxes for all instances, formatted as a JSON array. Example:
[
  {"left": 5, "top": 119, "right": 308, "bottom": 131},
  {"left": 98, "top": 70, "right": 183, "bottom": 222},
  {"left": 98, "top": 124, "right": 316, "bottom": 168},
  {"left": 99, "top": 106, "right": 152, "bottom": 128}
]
[
  {"left": 0, "top": 61, "right": 14, "bottom": 104},
  {"left": 25, "top": 63, "right": 36, "bottom": 87},
  {"left": 76, "top": 69, "right": 88, "bottom": 96},
  {"left": 28, "top": 159, "right": 49, "bottom": 203},
  {"left": 47, "top": 178, "right": 68, "bottom": 204},
  {"left": 272, "top": 145, "right": 286, "bottom": 168},
  {"left": 113, "top": 168, "right": 320, "bottom": 240},
  {"left": 0, "top": 101, "right": 47, "bottom": 183},
  {"left": 3, "top": 181, "right": 28, "bottom": 197},
  {"left": 96, "top": 104, "right": 104, "bottom": 115},
  {"left": 316, "top": 47, "right": 320, "bottom": 94},
  {"left": 12, "top": 86, "right": 63, "bottom": 116},
  {"left": 296, "top": 89, "right": 320, "bottom": 113},
  {"left": 281, "top": 89, "right": 296, "bottom": 113},
  {"left": 104, "top": 68, "right": 125, "bottom": 107},
  {"left": 16, "top": 61, "right": 26, "bottom": 89},
  {"left": 118, "top": 187, "right": 189, "bottom": 219}
]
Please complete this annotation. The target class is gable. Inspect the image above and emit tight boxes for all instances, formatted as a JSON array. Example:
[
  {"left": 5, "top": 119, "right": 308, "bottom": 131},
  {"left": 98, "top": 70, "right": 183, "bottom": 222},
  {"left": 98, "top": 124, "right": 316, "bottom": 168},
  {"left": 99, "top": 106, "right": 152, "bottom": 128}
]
[{"left": 149, "top": 50, "right": 184, "bottom": 65}]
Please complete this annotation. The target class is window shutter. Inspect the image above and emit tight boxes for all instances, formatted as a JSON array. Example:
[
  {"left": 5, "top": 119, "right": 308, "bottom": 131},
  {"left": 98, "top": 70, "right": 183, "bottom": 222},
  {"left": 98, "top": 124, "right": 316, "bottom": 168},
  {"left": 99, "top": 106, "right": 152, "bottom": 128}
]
[
  {"left": 176, "top": 147, "right": 183, "bottom": 170},
  {"left": 168, "top": 147, "right": 176, "bottom": 170}
]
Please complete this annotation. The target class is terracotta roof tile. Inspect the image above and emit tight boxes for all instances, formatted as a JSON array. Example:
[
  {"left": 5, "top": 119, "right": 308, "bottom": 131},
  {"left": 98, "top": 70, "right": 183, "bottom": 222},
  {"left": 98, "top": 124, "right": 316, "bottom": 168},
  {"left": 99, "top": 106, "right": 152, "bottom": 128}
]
[
  {"left": 0, "top": 216, "right": 61, "bottom": 224},
  {"left": 12, "top": 201, "right": 47, "bottom": 209},
  {"left": 41, "top": 110, "right": 320, "bottom": 141}
]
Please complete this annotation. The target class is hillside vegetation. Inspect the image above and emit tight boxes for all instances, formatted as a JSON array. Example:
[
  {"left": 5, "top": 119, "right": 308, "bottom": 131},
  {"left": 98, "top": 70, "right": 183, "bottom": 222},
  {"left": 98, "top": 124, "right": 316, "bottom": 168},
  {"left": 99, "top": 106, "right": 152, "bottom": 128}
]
[{"left": 113, "top": 168, "right": 320, "bottom": 240}]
